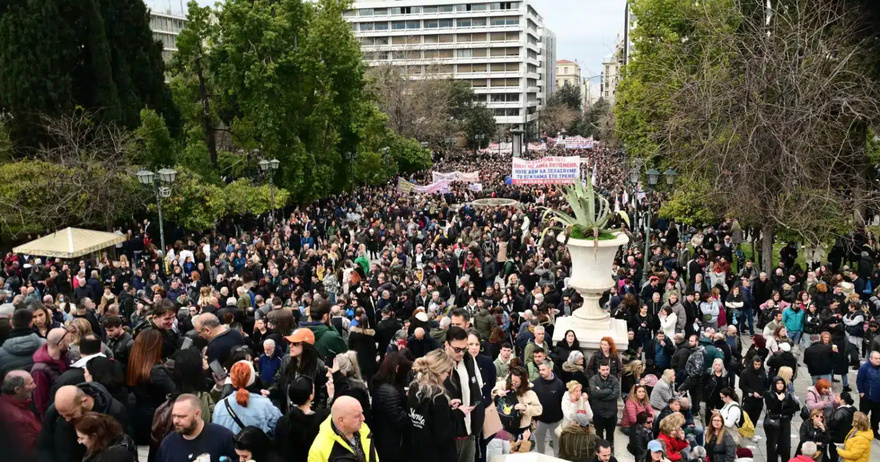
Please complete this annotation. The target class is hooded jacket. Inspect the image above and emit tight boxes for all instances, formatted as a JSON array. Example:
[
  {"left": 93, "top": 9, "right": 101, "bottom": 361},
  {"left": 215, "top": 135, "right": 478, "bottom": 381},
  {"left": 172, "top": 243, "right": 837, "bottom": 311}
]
[
  {"left": 300, "top": 321, "right": 348, "bottom": 360},
  {"left": 307, "top": 416, "right": 378, "bottom": 462},
  {"left": 36, "top": 382, "right": 129, "bottom": 462},
  {"left": 558, "top": 424, "right": 599, "bottom": 462},
  {"left": 30, "top": 343, "right": 68, "bottom": 417},
  {"left": 763, "top": 377, "right": 799, "bottom": 418},
  {"left": 836, "top": 428, "right": 873, "bottom": 462},
  {"left": 0, "top": 328, "right": 46, "bottom": 377}
]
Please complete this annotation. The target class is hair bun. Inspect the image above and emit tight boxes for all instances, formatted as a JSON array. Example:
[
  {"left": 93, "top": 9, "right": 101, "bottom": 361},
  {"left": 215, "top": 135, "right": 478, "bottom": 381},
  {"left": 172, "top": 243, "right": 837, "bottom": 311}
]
[{"left": 412, "top": 357, "right": 429, "bottom": 374}]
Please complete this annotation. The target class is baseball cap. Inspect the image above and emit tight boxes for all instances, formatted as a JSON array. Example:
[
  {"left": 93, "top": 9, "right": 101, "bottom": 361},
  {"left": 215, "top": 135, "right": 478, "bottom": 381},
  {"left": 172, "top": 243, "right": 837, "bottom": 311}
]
[
  {"left": 647, "top": 440, "right": 664, "bottom": 453},
  {"left": 285, "top": 328, "right": 315, "bottom": 345},
  {"left": 642, "top": 374, "right": 659, "bottom": 387}
]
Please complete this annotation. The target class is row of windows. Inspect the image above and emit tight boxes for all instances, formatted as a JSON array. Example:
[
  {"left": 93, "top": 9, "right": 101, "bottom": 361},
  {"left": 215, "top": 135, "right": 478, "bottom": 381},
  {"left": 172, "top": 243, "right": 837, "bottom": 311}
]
[
  {"left": 359, "top": 32, "right": 521, "bottom": 45},
  {"left": 149, "top": 16, "right": 186, "bottom": 34},
  {"left": 348, "top": 3, "right": 519, "bottom": 17},
  {"left": 494, "top": 108, "right": 521, "bottom": 116},
  {"left": 357, "top": 17, "right": 520, "bottom": 32},
  {"left": 364, "top": 49, "right": 522, "bottom": 61},
  {"left": 153, "top": 33, "right": 178, "bottom": 50}
]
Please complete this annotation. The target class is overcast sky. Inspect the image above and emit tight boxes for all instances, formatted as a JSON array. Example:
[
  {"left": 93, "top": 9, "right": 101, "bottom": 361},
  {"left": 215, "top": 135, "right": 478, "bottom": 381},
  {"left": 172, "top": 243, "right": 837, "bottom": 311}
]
[{"left": 145, "top": 0, "right": 626, "bottom": 82}]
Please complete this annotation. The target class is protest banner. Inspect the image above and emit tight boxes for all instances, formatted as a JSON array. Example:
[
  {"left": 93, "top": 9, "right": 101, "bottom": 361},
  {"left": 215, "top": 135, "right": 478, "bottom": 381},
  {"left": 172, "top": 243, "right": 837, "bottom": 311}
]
[
  {"left": 397, "top": 177, "right": 449, "bottom": 194},
  {"left": 468, "top": 183, "right": 483, "bottom": 192},
  {"left": 510, "top": 156, "right": 580, "bottom": 185},
  {"left": 432, "top": 171, "right": 480, "bottom": 183}
]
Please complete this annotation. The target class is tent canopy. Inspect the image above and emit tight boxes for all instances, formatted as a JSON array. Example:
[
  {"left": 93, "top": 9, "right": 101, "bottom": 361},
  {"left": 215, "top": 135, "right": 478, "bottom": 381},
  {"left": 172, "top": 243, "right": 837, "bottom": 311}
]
[{"left": 13, "top": 227, "right": 125, "bottom": 259}]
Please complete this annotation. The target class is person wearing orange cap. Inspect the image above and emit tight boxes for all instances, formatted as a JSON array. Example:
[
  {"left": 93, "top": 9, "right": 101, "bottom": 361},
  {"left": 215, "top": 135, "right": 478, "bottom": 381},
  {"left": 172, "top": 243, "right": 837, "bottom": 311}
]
[{"left": 269, "top": 328, "right": 329, "bottom": 413}]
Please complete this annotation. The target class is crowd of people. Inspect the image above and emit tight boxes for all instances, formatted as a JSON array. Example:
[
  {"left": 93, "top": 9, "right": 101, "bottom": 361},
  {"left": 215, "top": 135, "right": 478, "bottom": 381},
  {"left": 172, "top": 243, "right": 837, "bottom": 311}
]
[{"left": 0, "top": 145, "right": 877, "bottom": 462}]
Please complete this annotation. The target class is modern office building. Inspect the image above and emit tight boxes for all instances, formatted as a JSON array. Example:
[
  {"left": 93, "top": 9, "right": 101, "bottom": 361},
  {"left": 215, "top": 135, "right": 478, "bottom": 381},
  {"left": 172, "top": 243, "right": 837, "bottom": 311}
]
[
  {"left": 149, "top": 10, "right": 188, "bottom": 80},
  {"left": 555, "top": 59, "right": 580, "bottom": 89},
  {"left": 345, "top": 0, "right": 554, "bottom": 135}
]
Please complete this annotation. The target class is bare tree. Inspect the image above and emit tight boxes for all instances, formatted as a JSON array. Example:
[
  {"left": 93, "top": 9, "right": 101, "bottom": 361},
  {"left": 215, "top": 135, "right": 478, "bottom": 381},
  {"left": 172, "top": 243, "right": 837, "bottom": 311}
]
[
  {"left": 655, "top": 0, "right": 880, "bottom": 270},
  {"left": 0, "top": 110, "right": 144, "bottom": 236}
]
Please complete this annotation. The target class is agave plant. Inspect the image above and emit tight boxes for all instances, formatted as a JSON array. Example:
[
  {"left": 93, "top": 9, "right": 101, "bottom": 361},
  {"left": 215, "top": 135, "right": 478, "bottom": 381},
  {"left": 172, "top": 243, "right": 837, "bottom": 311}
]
[{"left": 540, "top": 178, "right": 630, "bottom": 249}]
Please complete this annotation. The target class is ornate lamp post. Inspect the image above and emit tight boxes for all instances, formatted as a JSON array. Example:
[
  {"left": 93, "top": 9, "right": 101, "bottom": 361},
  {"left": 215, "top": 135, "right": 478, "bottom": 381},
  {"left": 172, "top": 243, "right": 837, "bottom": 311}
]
[
  {"left": 629, "top": 160, "right": 677, "bottom": 282},
  {"left": 136, "top": 168, "right": 177, "bottom": 257}
]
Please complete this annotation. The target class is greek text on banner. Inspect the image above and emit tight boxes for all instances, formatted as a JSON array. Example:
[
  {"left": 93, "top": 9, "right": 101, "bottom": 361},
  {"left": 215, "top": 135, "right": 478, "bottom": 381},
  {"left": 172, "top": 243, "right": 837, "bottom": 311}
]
[{"left": 510, "top": 156, "right": 581, "bottom": 185}]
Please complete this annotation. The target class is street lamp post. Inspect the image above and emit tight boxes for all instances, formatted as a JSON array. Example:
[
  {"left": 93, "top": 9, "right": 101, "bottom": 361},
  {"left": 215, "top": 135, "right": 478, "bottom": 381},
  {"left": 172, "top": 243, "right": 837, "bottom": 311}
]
[
  {"left": 136, "top": 168, "right": 177, "bottom": 257},
  {"left": 259, "top": 158, "right": 280, "bottom": 228},
  {"left": 629, "top": 160, "right": 676, "bottom": 282}
]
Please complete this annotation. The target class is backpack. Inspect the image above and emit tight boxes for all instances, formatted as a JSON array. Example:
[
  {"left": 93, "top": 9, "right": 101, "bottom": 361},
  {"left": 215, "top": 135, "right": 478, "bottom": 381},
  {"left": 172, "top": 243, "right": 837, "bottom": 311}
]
[
  {"left": 684, "top": 347, "right": 706, "bottom": 378},
  {"left": 495, "top": 393, "right": 522, "bottom": 432},
  {"left": 738, "top": 409, "right": 755, "bottom": 438}
]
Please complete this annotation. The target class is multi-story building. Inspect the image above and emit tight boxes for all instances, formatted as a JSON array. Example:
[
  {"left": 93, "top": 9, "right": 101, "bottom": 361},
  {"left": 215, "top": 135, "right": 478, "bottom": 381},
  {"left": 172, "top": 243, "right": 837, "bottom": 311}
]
[
  {"left": 345, "top": 0, "right": 553, "bottom": 134},
  {"left": 540, "top": 28, "right": 556, "bottom": 104},
  {"left": 149, "top": 10, "right": 188, "bottom": 80},
  {"left": 600, "top": 34, "right": 624, "bottom": 106},
  {"left": 555, "top": 59, "right": 580, "bottom": 90}
]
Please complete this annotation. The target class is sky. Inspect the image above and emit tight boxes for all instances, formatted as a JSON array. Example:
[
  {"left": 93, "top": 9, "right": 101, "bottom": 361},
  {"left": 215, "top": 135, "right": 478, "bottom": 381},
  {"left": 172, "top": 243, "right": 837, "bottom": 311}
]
[{"left": 145, "top": 0, "right": 627, "bottom": 83}]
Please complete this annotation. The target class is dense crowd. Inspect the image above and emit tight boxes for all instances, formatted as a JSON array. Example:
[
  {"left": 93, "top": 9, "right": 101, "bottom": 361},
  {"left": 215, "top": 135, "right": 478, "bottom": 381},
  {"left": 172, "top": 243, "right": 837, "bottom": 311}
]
[{"left": 0, "top": 146, "right": 878, "bottom": 462}]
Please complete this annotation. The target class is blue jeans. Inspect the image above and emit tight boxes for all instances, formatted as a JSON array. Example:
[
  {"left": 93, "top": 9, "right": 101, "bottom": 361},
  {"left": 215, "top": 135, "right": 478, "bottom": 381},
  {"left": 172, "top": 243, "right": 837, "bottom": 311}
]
[
  {"left": 788, "top": 331, "right": 802, "bottom": 345},
  {"left": 741, "top": 309, "right": 755, "bottom": 335}
]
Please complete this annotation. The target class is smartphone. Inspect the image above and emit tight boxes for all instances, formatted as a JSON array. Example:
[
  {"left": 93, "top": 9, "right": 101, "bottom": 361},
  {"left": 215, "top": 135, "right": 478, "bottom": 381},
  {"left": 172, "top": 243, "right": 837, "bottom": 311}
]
[{"left": 209, "top": 360, "right": 227, "bottom": 381}]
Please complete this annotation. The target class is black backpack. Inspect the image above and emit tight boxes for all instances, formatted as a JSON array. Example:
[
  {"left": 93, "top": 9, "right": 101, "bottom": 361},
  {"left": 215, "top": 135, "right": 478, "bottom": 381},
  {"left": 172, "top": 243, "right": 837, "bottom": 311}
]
[{"left": 495, "top": 393, "right": 521, "bottom": 432}]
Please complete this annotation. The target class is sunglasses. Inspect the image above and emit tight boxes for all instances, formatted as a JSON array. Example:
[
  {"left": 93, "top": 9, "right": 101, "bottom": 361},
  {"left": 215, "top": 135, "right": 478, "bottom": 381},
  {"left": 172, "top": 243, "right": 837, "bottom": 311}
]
[
  {"left": 291, "top": 342, "right": 302, "bottom": 347},
  {"left": 449, "top": 345, "right": 466, "bottom": 354}
]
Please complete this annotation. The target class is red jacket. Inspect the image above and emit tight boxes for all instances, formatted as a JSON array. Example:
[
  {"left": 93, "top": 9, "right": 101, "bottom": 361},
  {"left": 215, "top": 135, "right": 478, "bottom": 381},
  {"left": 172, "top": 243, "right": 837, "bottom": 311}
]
[
  {"left": 0, "top": 394, "right": 41, "bottom": 453},
  {"left": 30, "top": 344, "right": 68, "bottom": 417},
  {"left": 658, "top": 432, "right": 690, "bottom": 461}
]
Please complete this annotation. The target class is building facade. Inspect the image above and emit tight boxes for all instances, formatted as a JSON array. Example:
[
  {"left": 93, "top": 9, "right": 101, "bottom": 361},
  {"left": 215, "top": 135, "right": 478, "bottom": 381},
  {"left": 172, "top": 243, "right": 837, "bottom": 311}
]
[
  {"left": 600, "top": 34, "right": 624, "bottom": 106},
  {"left": 555, "top": 59, "right": 580, "bottom": 90},
  {"left": 149, "top": 10, "right": 188, "bottom": 78},
  {"left": 345, "top": 0, "right": 553, "bottom": 134},
  {"left": 541, "top": 28, "right": 556, "bottom": 104}
]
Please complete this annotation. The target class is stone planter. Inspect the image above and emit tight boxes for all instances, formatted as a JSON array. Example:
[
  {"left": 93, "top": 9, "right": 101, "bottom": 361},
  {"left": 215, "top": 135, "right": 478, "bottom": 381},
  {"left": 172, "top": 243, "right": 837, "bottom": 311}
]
[{"left": 552, "top": 231, "right": 630, "bottom": 352}]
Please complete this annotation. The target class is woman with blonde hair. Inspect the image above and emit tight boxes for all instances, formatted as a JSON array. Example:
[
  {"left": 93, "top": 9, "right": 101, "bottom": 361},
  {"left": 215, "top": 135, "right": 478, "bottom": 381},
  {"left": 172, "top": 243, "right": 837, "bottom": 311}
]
[
  {"left": 705, "top": 411, "right": 736, "bottom": 462},
  {"left": 212, "top": 361, "right": 281, "bottom": 436},
  {"left": 557, "top": 380, "right": 592, "bottom": 436},
  {"left": 651, "top": 369, "right": 677, "bottom": 411},
  {"left": 621, "top": 384, "right": 654, "bottom": 435},
  {"left": 407, "top": 350, "right": 457, "bottom": 462},
  {"left": 197, "top": 286, "right": 212, "bottom": 307},
  {"left": 66, "top": 318, "right": 114, "bottom": 363},
  {"left": 657, "top": 412, "right": 689, "bottom": 462},
  {"left": 837, "top": 412, "right": 872, "bottom": 462},
  {"left": 621, "top": 359, "right": 645, "bottom": 399}
]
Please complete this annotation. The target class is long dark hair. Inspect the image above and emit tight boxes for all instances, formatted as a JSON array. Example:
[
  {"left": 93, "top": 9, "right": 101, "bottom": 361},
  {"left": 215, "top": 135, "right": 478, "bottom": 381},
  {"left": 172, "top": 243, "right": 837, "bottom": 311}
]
[
  {"left": 173, "top": 348, "right": 208, "bottom": 393},
  {"left": 557, "top": 330, "right": 580, "bottom": 350},
  {"left": 372, "top": 351, "right": 414, "bottom": 389},
  {"left": 73, "top": 412, "right": 125, "bottom": 458},
  {"left": 126, "top": 329, "right": 163, "bottom": 386},
  {"left": 235, "top": 426, "right": 272, "bottom": 462},
  {"left": 289, "top": 342, "right": 319, "bottom": 377},
  {"left": 507, "top": 367, "right": 531, "bottom": 396}
]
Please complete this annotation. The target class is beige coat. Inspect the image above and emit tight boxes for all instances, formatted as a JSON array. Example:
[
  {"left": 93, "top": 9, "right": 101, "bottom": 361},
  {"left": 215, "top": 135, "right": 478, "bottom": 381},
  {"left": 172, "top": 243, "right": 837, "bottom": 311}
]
[{"left": 492, "top": 381, "right": 544, "bottom": 429}]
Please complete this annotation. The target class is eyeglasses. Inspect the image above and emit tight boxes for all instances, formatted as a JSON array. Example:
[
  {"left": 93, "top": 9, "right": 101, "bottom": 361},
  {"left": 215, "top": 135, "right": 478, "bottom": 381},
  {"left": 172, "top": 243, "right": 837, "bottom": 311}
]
[
  {"left": 449, "top": 345, "right": 466, "bottom": 354},
  {"left": 290, "top": 342, "right": 302, "bottom": 347}
]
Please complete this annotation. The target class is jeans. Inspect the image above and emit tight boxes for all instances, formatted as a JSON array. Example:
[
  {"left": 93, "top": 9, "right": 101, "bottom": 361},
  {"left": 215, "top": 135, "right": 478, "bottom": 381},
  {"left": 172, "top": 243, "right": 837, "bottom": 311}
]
[
  {"left": 456, "top": 436, "right": 476, "bottom": 462},
  {"left": 534, "top": 420, "right": 561, "bottom": 456},
  {"left": 593, "top": 415, "right": 617, "bottom": 446},
  {"left": 741, "top": 309, "right": 755, "bottom": 335},
  {"left": 788, "top": 331, "right": 802, "bottom": 345}
]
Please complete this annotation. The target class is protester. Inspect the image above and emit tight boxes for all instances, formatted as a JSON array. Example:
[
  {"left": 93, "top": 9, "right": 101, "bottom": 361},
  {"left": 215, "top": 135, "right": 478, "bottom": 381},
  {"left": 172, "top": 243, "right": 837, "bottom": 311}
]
[
  {"left": 155, "top": 394, "right": 237, "bottom": 462},
  {"left": 73, "top": 412, "right": 137, "bottom": 462},
  {"left": 836, "top": 411, "right": 873, "bottom": 462},
  {"left": 0, "top": 371, "right": 41, "bottom": 455}
]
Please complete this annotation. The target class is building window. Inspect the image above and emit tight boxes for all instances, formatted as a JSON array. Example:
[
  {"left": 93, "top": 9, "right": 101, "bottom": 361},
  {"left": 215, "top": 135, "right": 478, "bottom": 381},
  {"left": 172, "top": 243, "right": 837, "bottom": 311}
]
[
  {"left": 438, "top": 19, "right": 453, "bottom": 28},
  {"left": 374, "top": 22, "right": 388, "bottom": 30},
  {"left": 360, "top": 8, "right": 373, "bottom": 16},
  {"left": 457, "top": 49, "right": 474, "bottom": 58},
  {"left": 392, "top": 21, "right": 406, "bottom": 30},
  {"left": 458, "top": 19, "right": 472, "bottom": 27},
  {"left": 361, "top": 23, "right": 374, "bottom": 31},
  {"left": 406, "top": 20, "right": 420, "bottom": 29},
  {"left": 425, "top": 20, "right": 439, "bottom": 28}
]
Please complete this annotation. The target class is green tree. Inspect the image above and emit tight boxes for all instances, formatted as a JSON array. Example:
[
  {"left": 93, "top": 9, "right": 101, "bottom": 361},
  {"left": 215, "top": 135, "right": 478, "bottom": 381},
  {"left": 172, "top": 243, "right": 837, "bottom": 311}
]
[
  {"left": 555, "top": 82, "right": 583, "bottom": 111},
  {"left": 135, "top": 108, "right": 176, "bottom": 169}
]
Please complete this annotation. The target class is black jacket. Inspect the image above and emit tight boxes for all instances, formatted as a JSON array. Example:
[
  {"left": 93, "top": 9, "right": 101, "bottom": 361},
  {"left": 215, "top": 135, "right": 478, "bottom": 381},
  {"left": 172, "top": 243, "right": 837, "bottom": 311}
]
[
  {"left": 829, "top": 405, "right": 856, "bottom": 443},
  {"left": 371, "top": 383, "right": 411, "bottom": 461},
  {"left": 82, "top": 434, "right": 136, "bottom": 462},
  {"left": 767, "top": 351, "right": 798, "bottom": 379},
  {"left": 106, "top": 332, "right": 134, "bottom": 366},
  {"left": 763, "top": 379, "right": 799, "bottom": 418},
  {"left": 738, "top": 364, "right": 767, "bottom": 403},
  {"left": 531, "top": 373, "right": 565, "bottom": 422},
  {"left": 36, "top": 382, "right": 129, "bottom": 462},
  {"left": 443, "top": 353, "right": 486, "bottom": 438},
  {"left": 275, "top": 406, "right": 331, "bottom": 462},
  {"left": 796, "top": 421, "right": 829, "bottom": 455},
  {"left": 803, "top": 343, "right": 834, "bottom": 376},
  {"left": 407, "top": 390, "right": 457, "bottom": 462},
  {"left": 374, "top": 317, "right": 401, "bottom": 358},
  {"left": 348, "top": 327, "right": 378, "bottom": 379},
  {"left": 627, "top": 424, "right": 653, "bottom": 462}
]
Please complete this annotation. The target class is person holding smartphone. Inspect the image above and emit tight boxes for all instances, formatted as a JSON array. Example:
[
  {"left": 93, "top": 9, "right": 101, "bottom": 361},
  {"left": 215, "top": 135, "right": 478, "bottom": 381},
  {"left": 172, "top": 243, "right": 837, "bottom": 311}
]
[{"left": 443, "top": 326, "right": 485, "bottom": 462}]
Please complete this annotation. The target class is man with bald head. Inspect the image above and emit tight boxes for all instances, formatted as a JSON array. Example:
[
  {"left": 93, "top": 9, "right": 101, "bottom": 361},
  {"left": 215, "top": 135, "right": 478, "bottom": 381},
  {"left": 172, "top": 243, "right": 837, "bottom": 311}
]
[
  {"left": 309, "top": 395, "right": 377, "bottom": 462},
  {"left": 155, "top": 394, "right": 236, "bottom": 462},
  {"left": 30, "top": 327, "right": 70, "bottom": 416},
  {"left": 36, "top": 382, "right": 128, "bottom": 462},
  {"left": 194, "top": 312, "right": 245, "bottom": 365},
  {"left": 0, "top": 371, "right": 40, "bottom": 454}
]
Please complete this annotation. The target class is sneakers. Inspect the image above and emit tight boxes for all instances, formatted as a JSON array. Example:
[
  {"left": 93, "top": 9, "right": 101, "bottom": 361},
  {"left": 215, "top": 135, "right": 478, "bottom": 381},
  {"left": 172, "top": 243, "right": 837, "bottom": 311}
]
[{"left": 843, "top": 386, "right": 852, "bottom": 392}]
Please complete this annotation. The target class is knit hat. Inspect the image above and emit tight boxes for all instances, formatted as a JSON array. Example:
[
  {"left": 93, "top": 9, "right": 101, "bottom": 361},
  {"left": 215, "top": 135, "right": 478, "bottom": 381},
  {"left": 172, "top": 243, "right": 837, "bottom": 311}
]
[{"left": 572, "top": 413, "right": 590, "bottom": 427}]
